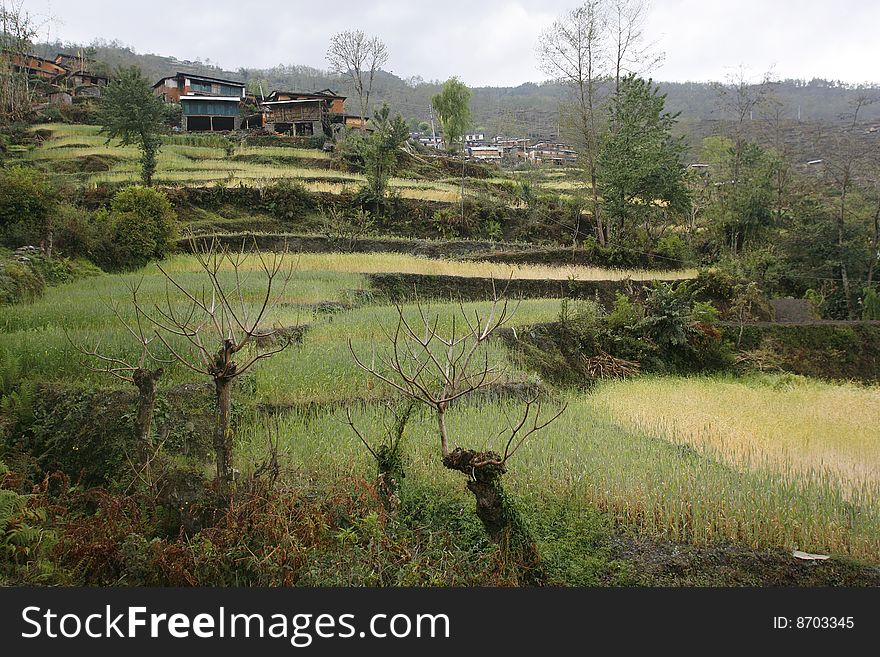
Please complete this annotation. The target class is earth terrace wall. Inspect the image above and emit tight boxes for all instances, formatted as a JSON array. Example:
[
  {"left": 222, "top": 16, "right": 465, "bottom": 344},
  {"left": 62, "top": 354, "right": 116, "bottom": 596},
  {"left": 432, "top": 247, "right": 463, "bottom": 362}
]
[{"left": 728, "top": 322, "right": 880, "bottom": 382}]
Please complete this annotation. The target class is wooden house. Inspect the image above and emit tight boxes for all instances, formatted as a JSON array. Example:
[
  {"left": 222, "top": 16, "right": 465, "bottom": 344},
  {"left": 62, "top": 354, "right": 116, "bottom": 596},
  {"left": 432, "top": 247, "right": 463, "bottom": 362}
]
[
  {"left": 153, "top": 72, "right": 245, "bottom": 104},
  {"left": 154, "top": 73, "right": 245, "bottom": 131},
  {"left": 255, "top": 89, "right": 358, "bottom": 137},
  {"left": 2, "top": 52, "right": 67, "bottom": 80}
]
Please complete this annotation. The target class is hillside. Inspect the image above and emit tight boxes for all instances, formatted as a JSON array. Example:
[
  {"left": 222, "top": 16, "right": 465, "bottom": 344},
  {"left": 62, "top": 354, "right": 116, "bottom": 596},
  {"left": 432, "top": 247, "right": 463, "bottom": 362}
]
[{"left": 33, "top": 39, "right": 880, "bottom": 139}]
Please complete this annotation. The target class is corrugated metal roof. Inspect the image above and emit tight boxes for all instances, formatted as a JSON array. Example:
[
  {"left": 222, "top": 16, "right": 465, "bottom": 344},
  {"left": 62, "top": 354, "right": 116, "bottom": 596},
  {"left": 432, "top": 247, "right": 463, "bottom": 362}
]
[{"left": 180, "top": 95, "right": 241, "bottom": 102}]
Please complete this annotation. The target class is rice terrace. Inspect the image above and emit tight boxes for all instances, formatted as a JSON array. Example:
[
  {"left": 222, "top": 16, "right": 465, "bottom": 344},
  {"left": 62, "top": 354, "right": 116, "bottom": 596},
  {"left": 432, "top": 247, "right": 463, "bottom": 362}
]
[{"left": 2, "top": 0, "right": 880, "bottom": 590}]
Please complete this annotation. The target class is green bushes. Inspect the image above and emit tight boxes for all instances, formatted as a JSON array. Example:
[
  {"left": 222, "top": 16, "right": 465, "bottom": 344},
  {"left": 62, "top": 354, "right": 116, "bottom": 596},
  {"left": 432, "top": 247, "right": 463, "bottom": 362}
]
[
  {"left": 511, "top": 282, "right": 733, "bottom": 385},
  {"left": 0, "top": 167, "right": 55, "bottom": 249},
  {"left": 260, "top": 179, "right": 316, "bottom": 223},
  {"left": 93, "top": 186, "right": 179, "bottom": 271}
]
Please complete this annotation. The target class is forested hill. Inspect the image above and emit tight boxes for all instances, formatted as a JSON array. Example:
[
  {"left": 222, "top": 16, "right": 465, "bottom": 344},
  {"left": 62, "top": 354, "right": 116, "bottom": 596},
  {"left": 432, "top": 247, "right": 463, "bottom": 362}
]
[{"left": 34, "top": 39, "right": 880, "bottom": 137}]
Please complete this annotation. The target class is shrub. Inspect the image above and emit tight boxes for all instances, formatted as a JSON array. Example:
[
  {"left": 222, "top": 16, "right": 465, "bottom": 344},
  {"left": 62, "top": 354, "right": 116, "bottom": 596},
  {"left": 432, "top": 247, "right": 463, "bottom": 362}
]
[
  {"left": 0, "top": 167, "right": 54, "bottom": 248},
  {"left": 0, "top": 260, "right": 45, "bottom": 305},
  {"left": 53, "top": 206, "right": 98, "bottom": 259},
  {"left": 862, "top": 288, "right": 880, "bottom": 320},
  {"left": 260, "top": 180, "right": 315, "bottom": 222},
  {"left": 93, "top": 187, "right": 178, "bottom": 270},
  {"left": 606, "top": 292, "right": 640, "bottom": 331},
  {"left": 654, "top": 234, "right": 691, "bottom": 265}
]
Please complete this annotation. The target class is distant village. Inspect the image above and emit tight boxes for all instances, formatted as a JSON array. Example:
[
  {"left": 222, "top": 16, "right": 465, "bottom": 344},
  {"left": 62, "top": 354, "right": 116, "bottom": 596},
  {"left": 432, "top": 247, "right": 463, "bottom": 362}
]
[{"left": 11, "top": 49, "right": 578, "bottom": 167}]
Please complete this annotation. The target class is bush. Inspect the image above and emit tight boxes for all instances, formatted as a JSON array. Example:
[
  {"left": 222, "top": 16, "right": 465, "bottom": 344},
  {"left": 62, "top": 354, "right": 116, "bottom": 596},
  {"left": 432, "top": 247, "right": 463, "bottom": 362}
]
[
  {"left": 93, "top": 187, "right": 178, "bottom": 270},
  {"left": 654, "top": 234, "right": 692, "bottom": 265},
  {"left": 0, "top": 260, "right": 45, "bottom": 305},
  {"left": 606, "top": 292, "right": 640, "bottom": 331},
  {"left": 260, "top": 180, "right": 315, "bottom": 222},
  {"left": 862, "top": 288, "right": 880, "bottom": 320},
  {"left": 53, "top": 206, "right": 98, "bottom": 259},
  {"left": 0, "top": 167, "right": 54, "bottom": 248}
]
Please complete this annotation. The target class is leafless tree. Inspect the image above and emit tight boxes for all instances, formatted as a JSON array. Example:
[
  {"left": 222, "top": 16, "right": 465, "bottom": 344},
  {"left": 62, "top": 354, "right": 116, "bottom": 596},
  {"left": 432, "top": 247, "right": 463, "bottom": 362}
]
[
  {"left": 349, "top": 286, "right": 565, "bottom": 562},
  {"left": 537, "top": 2, "right": 607, "bottom": 244},
  {"left": 326, "top": 30, "right": 388, "bottom": 130},
  {"left": 70, "top": 280, "right": 168, "bottom": 494},
  {"left": 607, "top": 0, "right": 662, "bottom": 94},
  {"left": 143, "top": 239, "right": 296, "bottom": 490},
  {"left": 713, "top": 67, "right": 774, "bottom": 185},
  {"left": 821, "top": 95, "right": 877, "bottom": 318},
  {"left": 537, "top": 1, "right": 661, "bottom": 245},
  {"left": 0, "top": 1, "right": 42, "bottom": 121}
]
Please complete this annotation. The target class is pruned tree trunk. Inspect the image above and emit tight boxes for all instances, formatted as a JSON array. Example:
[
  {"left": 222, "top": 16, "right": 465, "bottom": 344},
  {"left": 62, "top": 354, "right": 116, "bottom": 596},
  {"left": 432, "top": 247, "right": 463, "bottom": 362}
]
[
  {"left": 132, "top": 367, "right": 163, "bottom": 489},
  {"left": 442, "top": 447, "right": 539, "bottom": 573},
  {"left": 375, "top": 444, "right": 405, "bottom": 510},
  {"left": 214, "top": 377, "right": 234, "bottom": 488}
]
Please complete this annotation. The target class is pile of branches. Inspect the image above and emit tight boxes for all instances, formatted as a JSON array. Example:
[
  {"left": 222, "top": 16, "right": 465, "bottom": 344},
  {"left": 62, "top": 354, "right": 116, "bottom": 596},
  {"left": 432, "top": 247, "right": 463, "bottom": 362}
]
[{"left": 581, "top": 350, "right": 641, "bottom": 379}]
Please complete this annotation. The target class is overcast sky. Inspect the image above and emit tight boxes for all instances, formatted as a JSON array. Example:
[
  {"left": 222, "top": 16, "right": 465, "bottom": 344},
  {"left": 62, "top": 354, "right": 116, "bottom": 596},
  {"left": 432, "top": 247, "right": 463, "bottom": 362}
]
[{"left": 30, "top": 0, "right": 880, "bottom": 87}]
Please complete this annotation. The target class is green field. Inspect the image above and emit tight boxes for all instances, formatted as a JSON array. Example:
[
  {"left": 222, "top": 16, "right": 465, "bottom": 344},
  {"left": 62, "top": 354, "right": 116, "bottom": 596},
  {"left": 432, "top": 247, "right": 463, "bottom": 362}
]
[
  {"left": 25, "top": 124, "right": 477, "bottom": 202},
  {"left": 2, "top": 254, "right": 877, "bottom": 564}
]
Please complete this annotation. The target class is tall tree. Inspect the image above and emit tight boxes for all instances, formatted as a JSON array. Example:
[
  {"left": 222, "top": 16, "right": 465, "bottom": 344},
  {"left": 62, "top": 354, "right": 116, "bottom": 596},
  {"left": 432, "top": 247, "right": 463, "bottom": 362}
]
[
  {"left": 598, "top": 75, "right": 689, "bottom": 246},
  {"left": 607, "top": 0, "right": 662, "bottom": 94},
  {"left": 98, "top": 66, "right": 165, "bottom": 186},
  {"left": 431, "top": 77, "right": 472, "bottom": 152},
  {"left": 360, "top": 102, "right": 409, "bottom": 211},
  {"left": 326, "top": 30, "right": 388, "bottom": 129},
  {"left": 822, "top": 95, "right": 877, "bottom": 318},
  {"left": 537, "top": 2, "right": 607, "bottom": 242}
]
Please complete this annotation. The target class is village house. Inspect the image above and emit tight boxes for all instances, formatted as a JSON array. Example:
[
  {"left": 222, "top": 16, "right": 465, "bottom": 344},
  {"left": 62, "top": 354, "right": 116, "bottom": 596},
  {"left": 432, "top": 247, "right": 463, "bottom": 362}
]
[
  {"left": 464, "top": 132, "right": 486, "bottom": 147},
  {"left": 3, "top": 51, "right": 67, "bottom": 80},
  {"left": 248, "top": 89, "right": 362, "bottom": 137},
  {"left": 467, "top": 145, "right": 503, "bottom": 161},
  {"left": 153, "top": 72, "right": 246, "bottom": 131},
  {"left": 410, "top": 131, "right": 442, "bottom": 148},
  {"left": 526, "top": 141, "right": 578, "bottom": 166},
  {"left": 58, "top": 69, "right": 109, "bottom": 97}
]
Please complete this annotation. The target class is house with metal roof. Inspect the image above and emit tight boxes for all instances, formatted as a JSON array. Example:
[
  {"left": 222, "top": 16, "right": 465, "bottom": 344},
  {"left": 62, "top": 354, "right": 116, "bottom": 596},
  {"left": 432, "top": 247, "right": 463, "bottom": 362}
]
[{"left": 153, "top": 72, "right": 245, "bottom": 131}]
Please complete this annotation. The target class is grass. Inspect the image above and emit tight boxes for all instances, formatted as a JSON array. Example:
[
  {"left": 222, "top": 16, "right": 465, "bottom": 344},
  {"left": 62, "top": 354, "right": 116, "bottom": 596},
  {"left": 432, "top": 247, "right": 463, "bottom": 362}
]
[
  {"left": 589, "top": 374, "right": 880, "bottom": 494},
  {"left": 157, "top": 252, "right": 696, "bottom": 282},
  {"left": 1, "top": 254, "right": 879, "bottom": 563},
  {"left": 7, "top": 125, "right": 880, "bottom": 569},
  {"left": 25, "top": 124, "right": 471, "bottom": 203},
  {"left": 240, "top": 391, "right": 880, "bottom": 562}
]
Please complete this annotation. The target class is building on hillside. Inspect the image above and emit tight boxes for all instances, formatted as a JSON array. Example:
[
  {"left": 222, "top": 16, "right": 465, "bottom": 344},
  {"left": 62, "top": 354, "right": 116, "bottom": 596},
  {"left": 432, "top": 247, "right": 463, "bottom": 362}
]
[
  {"left": 153, "top": 73, "right": 245, "bottom": 131},
  {"left": 464, "top": 132, "right": 486, "bottom": 147},
  {"left": 2, "top": 51, "right": 67, "bottom": 80},
  {"left": 494, "top": 136, "right": 530, "bottom": 152},
  {"left": 467, "top": 145, "right": 502, "bottom": 161},
  {"left": 526, "top": 142, "right": 577, "bottom": 166},
  {"left": 153, "top": 72, "right": 245, "bottom": 103},
  {"left": 410, "top": 131, "right": 442, "bottom": 148},
  {"left": 247, "top": 89, "right": 361, "bottom": 137},
  {"left": 179, "top": 96, "right": 242, "bottom": 131},
  {"left": 54, "top": 52, "right": 95, "bottom": 71},
  {"left": 59, "top": 70, "right": 109, "bottom": 97}
]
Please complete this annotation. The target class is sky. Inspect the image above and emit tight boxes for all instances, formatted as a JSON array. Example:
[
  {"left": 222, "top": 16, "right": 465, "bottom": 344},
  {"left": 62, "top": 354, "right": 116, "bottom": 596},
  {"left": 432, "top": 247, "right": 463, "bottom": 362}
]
[{"left": 28, "top": 0, "right": 880, "bottom": 87}]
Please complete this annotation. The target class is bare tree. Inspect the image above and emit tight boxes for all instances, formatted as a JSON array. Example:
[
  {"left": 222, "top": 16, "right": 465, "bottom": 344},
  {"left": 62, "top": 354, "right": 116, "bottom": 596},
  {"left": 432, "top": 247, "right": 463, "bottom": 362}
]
[
  {"left": 70, "top": 280, "right": 168, "bottom": 494},
  {"left": 713, "top": 67, "right": 774, "bottom": 185},
  {"left": 0, "top": 1, "right": 41, "bottom": 121},
  {"left": 144, "top": 239, "right": 296, "bottom": 489},
  {"left": 607, "top": 0, "right": 662, "bottom": 94},
  {"left": 537, "top": 1, "right": 662, "bottom": 246},
  {"left": 537, "top": 2, "right": 607, "bottom": 244},
  {"left": 326, "top": 30, "right": 388, "bottom": 130},
  {"left": 822, "top": 95, "right": 877, "bottom": 318},
  {"left": 349, "top": 287, "right": 565, "bottom": 565}
]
